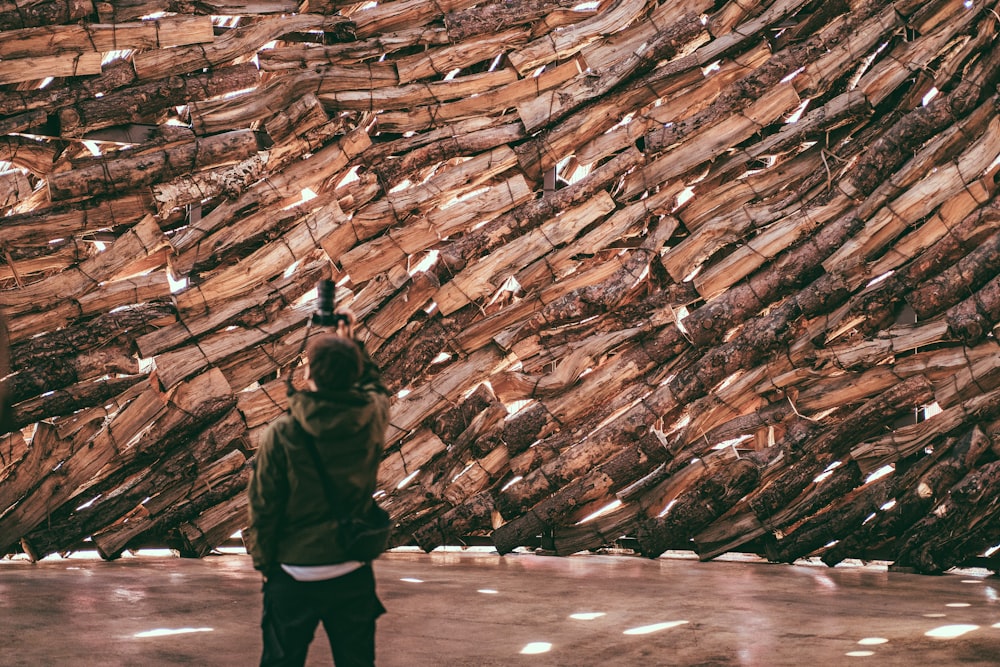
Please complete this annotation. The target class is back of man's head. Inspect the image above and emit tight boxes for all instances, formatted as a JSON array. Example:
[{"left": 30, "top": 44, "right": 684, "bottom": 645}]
[{"left": 305, "top": 334, "right": 363, "bottom": 391}]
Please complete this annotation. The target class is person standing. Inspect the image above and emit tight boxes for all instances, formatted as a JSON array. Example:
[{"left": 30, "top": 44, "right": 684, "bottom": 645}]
[{"left": 245, "top": 314, "right": 391, "bottom": 667}]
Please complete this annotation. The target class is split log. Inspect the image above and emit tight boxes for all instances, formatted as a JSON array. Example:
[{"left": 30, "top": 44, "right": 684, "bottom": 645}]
[
  {"left": 368, "top": 121, "right": 525, "bottom": 190},
  {"left": 0, "top": 135, "right": 58, "bottom": 176},
  {"left": 349, "top": 0, "right": 480, "bottom": 39},
  {"left": 137, "top": 260, "right": 327, "bottom": 359},
  {"left": 0, "top": 215, "right": 167, "bottom": 322},
  {"left": 849, "top": 27, "right": 1000, "bottom": 196},
  {"left": 340, "top": 173, "right": 532, "bottom": 284},
  {"left": 46, "top": 129, "right": 260, "bottom": 201},
  {"left": 0, "top": 378, "right": 166, "bottom": 553},
  {"left": 376, "top": 428, "right": 446, "bottom": 492},
  {"left": 507, "top": 0, "right": 657, "bottom": 75},
  {"left": 10, "top": 375, "right": 147, "bottom": 432},
  {"left": 96, "top": 0, "right": 299, "bottom": 22},
  {"left": 322, "top": 146, "right": 518, "bottom": 262},
  {"left": 21, "top": 403, "right": 244, "bottom": 560},
  {"left": 823, "top": 112, "right": 1000, "bottom": 272},
  {"left": 375, "top": 58, "right": 581, "bottom": 133},
  {"left": 823, "top": 426, "right": 992, "bottom": 566},
  {"left": 172, "top": 471, "right": 250, "bottom": 557},
  {"left": 0, "top": 194, "right": 153, "bottom": 248},
  {"left": 356, "top": 271, "right": 439, "bottom": 353},
  {"left": 131, "top": 14, "right": 354, "bottom": 80},
  {"left": 393, "top": 28, "right": 531, "bottom": 84},
  {"left": 0, "top": 0, "right": 93, "bottom": 30},
  {"left": 434, "top": 192, "right": 616, "bottom": 315},
  {"left": 168, "top": 127, "right": 370, "bottom": 270},
  {"left": 173, "top": 203, "right": 345, "bottom": 318},
  {"left": 92, "top": 447, "right": 248, "bottom": 560},
  {"left": 0, "top": 431, "right": 29, "bottom": 484},
  {"left": 851, "top": 387, "right": 1000, "bottom": 473},
  {"left": 385, "top": 346, "right": 506, "bottom": 445},
  {"left": 438, "top": 146, "right": 645, "bottom": 276},
  {"left": 0, "top": 15, "right": 214, "bottom": 59},
  {"left": 151, "top": 303, "right": 313, "bottom": 391},
  {"left": 190, "top": 64, "right": 396, "bottom": 133},
  {"left": 0, "top": 51, "right": 102, "bottom": 86},
  {"left": 58, "top": 63, "right": 260, "bottom": 137},
  {"left": 517, "top": 13, "right": 707, "bottom": 135},
  {"left": 893, "top": 459, "right": 1000, "bottom": 573}
]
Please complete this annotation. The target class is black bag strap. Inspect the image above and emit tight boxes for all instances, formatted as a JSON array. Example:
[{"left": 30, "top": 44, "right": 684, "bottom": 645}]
[{"left": 299, "top": 431, "right": 350, "bottom": 522}]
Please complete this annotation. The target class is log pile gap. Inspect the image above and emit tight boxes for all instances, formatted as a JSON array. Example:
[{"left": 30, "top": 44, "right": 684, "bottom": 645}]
[{"left": 0, "top": 0, "right": 997, "bottom": 574}]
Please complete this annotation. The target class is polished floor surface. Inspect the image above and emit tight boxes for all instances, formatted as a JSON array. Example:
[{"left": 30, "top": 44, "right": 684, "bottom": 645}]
[{"left": 1, "top": 548, "right": 998, "bottom": 666}]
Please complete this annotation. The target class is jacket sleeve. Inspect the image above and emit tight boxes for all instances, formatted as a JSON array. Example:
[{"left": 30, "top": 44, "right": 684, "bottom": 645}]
[{"left": 245, "top": 425, "right": 289, "bottom": 572}]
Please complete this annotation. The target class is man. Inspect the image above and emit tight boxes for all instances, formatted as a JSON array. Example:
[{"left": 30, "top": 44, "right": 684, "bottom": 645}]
[{"left": 245, "top": 314, "right": 391, "bottom": 667}]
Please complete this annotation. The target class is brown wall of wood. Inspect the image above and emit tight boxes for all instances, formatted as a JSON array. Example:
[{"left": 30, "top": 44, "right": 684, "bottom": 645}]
[{"left": 0, "top": 0, "right": 998, "bottom": 574}]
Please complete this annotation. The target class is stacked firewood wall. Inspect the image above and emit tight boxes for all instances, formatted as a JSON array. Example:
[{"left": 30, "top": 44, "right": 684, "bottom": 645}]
[{"left": 0, "top": 0, "right": 997, "bottom": 574}]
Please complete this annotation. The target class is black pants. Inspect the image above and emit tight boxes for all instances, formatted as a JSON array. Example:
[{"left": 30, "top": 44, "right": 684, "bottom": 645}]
[{"left": 260, "top": 564, "right": 386, "bottom": 667}]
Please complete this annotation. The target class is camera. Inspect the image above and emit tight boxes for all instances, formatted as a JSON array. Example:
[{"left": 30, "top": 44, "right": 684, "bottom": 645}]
[{"left": 312, "top": 279, "right": 349, "bottom": 327}]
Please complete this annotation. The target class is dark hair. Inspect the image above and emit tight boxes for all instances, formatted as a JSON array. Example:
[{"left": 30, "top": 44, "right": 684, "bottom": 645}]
[{"left": 305, "top": 334, "right": 363, "bottom": 391}]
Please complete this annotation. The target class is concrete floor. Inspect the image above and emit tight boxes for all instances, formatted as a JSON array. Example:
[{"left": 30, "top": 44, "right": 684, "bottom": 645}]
[{"left": 0, "top": 548, "right": 998, "bottom": 666}]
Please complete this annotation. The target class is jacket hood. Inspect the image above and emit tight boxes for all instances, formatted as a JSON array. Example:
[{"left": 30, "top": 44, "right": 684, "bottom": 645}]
[{"left": 289, "top": 389, "right": 376, "bottom": 440}]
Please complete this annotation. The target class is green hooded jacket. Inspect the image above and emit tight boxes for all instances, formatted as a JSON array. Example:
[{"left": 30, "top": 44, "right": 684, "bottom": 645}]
[{"left": 244, "top": 363, "right": 390, "bottom": 572}]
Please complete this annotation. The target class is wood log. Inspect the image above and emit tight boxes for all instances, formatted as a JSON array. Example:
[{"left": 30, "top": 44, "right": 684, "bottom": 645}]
[
  {"left": 0, "top": 0, "right": 93, "bottom": 30},
  {"left": 893, "top": 459, "right": 1000, "bottom": 573},
  {"left": 322, "top": 146, "right": 518, "bottom": 261},
  {"left": 10, "top": 375, "right": 146, "bottom": 432},
  {"left": 0, "top": 51, "right": 102, "bottom": 86},
  {"left": 22, "top": 403, "right": 244, "bottom": 560},
  {"left": 943, "top": 271, "right": 1000, "bottom": 344},
  {"left": 168, "top": 127, "right": 369, "bottom": 266},
  {"left": 58, "top": 63, "right": 260, "bottom": 137},
  {"left": 0, "top": 170, "right": 31, "bottom": 207},
  {"left": 443, "top": 0, "right": 582, "bottom": 42},
  {"left": 91, "top": 447, "right": 248, "bottom": 559},
  {"left": 0, "top": 59, "right": 135, "bottom": 116},
  {"left": 131, "top": 14, "right": 353, "bottom": 80},
  {"left": 0, "top": 135, "right": 58, "bottom": 176},
  {"left": 634, "top": 453, "right": 763, "bottom": 559},
  {"left": 96, "top": 0, "right": 298, "bottom": 22},
  {"left": 0, "top": 15, "right": 214, "bottom": 59},
  {"left": 46, "top": 129, "right": 260, "bottom": 201},
  {"left": 375, "top": 58, "right": 581, "bottom": 133},
  {"left": 340, "top": 173, "right": 532, "bottom": 284},
  {"left": 851, "top": 387, "right": 1000, "bottom": 473},
  {"left": 693, "top": 376, "right": 936, "bottom": 559},
  {"left": 172, "top": 475, "right": 250, "bottom": 557},
  {"left": 0, "top": 193, "right": 153, "bottom": 247},
  {"left": 434, "top": 192, "right": 616, "bottom": 315},
  {"left": 823, "top": 426, "right": 991, "bottom": 566}
]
